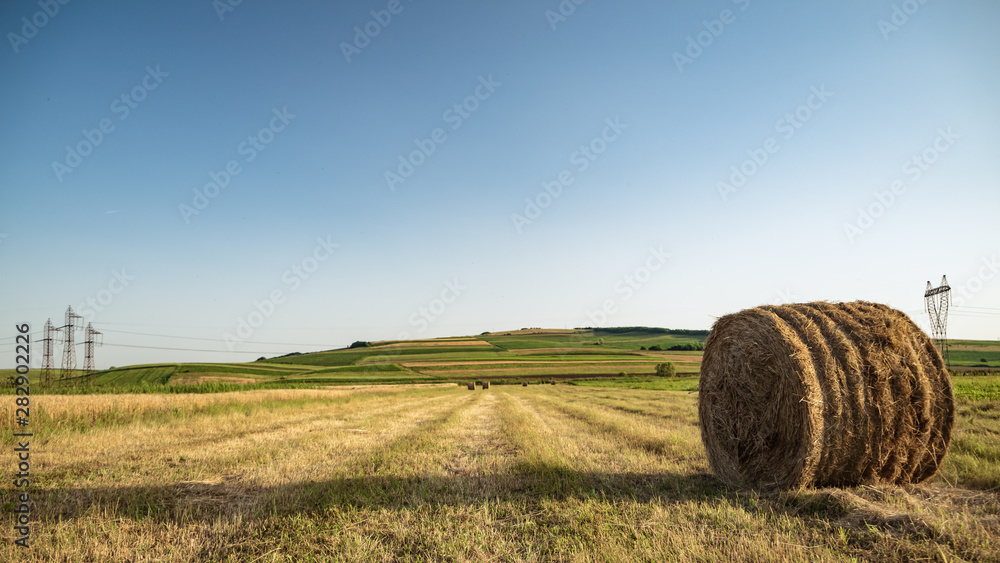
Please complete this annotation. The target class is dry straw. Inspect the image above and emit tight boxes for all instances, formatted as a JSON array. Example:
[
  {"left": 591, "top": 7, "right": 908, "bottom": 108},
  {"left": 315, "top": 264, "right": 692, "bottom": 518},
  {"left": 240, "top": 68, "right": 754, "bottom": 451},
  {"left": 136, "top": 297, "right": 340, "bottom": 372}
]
[
  {"left": 467, "top": 382, "right": 475, "bottom": 391},
  {"left": 698, "top": 301, "right": 954, "bottom": 490},
  {"left": 483, "top": 381, "right": 491, "bottom": 390}
]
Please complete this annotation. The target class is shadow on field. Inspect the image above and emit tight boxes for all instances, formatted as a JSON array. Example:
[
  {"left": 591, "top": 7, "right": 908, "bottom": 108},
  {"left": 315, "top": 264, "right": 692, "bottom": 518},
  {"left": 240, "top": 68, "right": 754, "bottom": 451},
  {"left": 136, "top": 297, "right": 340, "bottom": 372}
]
[{"left": 30, "top": 466, "right": 727, "bottom": 522}]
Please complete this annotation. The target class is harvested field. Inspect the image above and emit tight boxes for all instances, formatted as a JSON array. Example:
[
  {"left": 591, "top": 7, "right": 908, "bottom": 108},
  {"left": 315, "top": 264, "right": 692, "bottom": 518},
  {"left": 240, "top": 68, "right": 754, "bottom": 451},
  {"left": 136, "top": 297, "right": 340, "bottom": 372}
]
[
  {"left": 168, "top": 375, "right": 259, "bottom": 386},
  {"left": 1, "top": 383, "right": 996, "bottom": 561},
  {"left": 416, "top": 366, "right": 699, "bottom": 376},
  {"left": 401, "top": 357, "right": 696, "bottom": 367}
]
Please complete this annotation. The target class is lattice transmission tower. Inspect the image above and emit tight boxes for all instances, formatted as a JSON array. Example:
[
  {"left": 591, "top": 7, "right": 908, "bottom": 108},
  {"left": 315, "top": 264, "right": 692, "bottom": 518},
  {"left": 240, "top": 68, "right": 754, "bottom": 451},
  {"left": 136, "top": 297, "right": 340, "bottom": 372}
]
[
  {"left": 60, "top": 306, "right": 84, "bottom": 381},
  {"left": 83, "top": 323, "right": 103, "bottom": 374},
  {"left": 40, "top": 318, "right": 61, "bottom": 386},
  {"left": 924, "top": 275, "right": 951, "bottom": 366}
]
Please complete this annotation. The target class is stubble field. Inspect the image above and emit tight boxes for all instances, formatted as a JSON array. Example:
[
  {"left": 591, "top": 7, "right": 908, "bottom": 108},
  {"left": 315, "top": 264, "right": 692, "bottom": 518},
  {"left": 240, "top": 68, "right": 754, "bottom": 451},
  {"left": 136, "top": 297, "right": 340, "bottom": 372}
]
[{"left": 2, "top": 381, "right": 999, "bottom": 562}]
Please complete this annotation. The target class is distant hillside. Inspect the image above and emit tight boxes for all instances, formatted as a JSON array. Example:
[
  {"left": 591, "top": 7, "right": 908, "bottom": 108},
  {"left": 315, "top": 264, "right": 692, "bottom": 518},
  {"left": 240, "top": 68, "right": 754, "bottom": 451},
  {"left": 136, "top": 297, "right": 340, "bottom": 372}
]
[{"left": 23, "top": 327, "right": 717, "bottom": 392}]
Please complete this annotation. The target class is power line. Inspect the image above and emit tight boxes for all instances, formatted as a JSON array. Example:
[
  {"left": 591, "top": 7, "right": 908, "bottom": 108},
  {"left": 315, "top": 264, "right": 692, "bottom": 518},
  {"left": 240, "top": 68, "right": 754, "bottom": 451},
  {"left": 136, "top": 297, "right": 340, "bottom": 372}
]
[
  {"left": 954, "top": 309, "right": 1000, "bottom": 317},
  {"left": 95, "top": 328, "right": 335, "bottom": 348},
  {"left": 0, "top": 328, "right": 336, "bottom": 347},
  {"left": 951, "top": 311, "right": 1000, "bottom": 319},
  {"left": 100, "top": 342, "right": 309, "bottom": 354},
  {"left": 952, "top": 307, "right": 1000, "bottom": 314},
  {"left": 89, "top": 321, "right": 239, "bottom": 329},
  {"left": 0, "top": 331, "right": 338, "bottom": 354}
]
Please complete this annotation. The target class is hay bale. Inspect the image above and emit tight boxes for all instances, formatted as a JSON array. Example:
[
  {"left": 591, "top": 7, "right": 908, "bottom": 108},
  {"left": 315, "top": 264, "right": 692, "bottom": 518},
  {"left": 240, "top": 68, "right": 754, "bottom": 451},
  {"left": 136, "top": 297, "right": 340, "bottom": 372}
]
[
  {"left": 522, "top": 381, "right": 528, "bottom": 387},
  {"left": 698, "top": 301, "right": 954, "bottom": 490},
  {"left": 483, "top": 381, "right": 491, "bottom": 390},
  {"left": 467, "top": 382, "right": 475, "bottom": 391}
]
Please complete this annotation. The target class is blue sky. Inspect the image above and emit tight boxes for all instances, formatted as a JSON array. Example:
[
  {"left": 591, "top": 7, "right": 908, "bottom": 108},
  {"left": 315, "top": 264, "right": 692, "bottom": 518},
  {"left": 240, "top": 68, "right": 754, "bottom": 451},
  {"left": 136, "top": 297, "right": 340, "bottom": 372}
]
[{"left": 1, "top": 0, "right": 998, "bottom": 368}]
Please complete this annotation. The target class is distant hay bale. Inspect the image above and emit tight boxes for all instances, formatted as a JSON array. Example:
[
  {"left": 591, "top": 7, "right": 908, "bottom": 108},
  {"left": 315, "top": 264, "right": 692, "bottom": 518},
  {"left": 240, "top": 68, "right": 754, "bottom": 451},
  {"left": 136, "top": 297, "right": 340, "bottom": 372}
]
[
  {"left": 698, "top": 301, "right": 954, "bottom": 490},
  {"left": 483, "top": 381, "right": 491, "bottom": 390},
  {"left": 522, "top": 381, "right": 528, "bottom": 387},
  {"left": 467, "top": 382, "right": 475, "bottom": 391}
]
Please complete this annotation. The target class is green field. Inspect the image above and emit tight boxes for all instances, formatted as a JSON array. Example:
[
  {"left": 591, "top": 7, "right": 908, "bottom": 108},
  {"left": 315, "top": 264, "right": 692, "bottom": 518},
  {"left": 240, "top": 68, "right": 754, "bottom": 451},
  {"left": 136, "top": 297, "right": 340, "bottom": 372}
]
[{"left": 948, "top": 349, "right": 1000, "bottom": 368}]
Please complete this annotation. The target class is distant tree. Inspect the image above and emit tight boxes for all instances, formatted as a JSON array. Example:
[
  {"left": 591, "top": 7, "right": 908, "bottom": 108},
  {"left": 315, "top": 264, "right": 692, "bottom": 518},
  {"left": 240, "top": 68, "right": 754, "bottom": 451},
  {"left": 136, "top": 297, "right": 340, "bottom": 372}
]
[
  {"left": 618, "top": 371, "right": 627, "bottom": 377},
  {"left": 349, "top": 341, "right": 370, "bottom": 349},
  {"left": 256, "top": 356, "right": 266, "bottom": 362},
  {"left": 656, "top": 362, "right": 676, "bottom": 377},
  {"left": 648, "top": 345, "right": 663, "bottom": 351},
  {"left": 639, "top": 346, "right": 647, "bottom": 351},
  {"left": 481, "top": 331, "right": 490, "bottom": 335},
  {"left": 982, "top": 358, "right": 989, "bottom": 363}
]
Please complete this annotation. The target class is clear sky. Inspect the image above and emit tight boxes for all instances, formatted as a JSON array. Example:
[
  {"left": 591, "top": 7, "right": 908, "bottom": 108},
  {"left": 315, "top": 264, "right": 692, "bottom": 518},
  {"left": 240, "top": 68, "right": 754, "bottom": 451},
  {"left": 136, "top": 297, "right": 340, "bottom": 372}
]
[{"left": 1, "top": 0, "right": 998, "bottom": 369}]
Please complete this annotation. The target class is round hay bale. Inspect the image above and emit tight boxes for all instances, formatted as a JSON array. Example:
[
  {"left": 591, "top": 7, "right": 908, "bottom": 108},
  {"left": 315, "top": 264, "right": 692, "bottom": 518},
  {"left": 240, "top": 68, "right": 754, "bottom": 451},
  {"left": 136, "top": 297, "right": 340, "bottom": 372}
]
[
  {"left": 467, "top": 382, "right": 475, "bottom": 391},
  {"left": 522, "top": 381, "right": 528, "bottom": 387},
  {"left": 483, "top": 381, "right": 491, "bottom": 390},
  {"left": 698, "top": 301, "right": 953, "bottom": 490}
]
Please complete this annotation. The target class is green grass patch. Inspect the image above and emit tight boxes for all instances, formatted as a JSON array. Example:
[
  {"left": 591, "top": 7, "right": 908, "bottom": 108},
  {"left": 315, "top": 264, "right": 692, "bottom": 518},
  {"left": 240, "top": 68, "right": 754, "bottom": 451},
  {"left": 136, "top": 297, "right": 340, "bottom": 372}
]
[
  {"left": 174, "top": 363, "right": 309, "bottom": 376},
  {"left": 952, "top": 375, "right": 1000, "bottom": 401},
  {"left": 92, "top": 364, "right": 178, "bottom": 386},
  {"left": 298, "top": 364, "right": 409, "bottom": 375}
]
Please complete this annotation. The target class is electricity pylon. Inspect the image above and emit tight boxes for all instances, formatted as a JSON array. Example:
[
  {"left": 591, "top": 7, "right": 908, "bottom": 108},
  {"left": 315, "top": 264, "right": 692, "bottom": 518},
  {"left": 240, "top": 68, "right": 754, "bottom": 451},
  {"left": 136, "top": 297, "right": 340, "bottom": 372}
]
[
  {"left": 41, "top": 318, "right": 61, "bottom": 386},
  {"left": 924, "top": 275, "right": 951, "bottom": 366},
  {"left": 83, "top": 323, "right": 103, "bottom": 374},
  {"left": 60, "top": 306, "right": 83, "bottom": 381}
]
